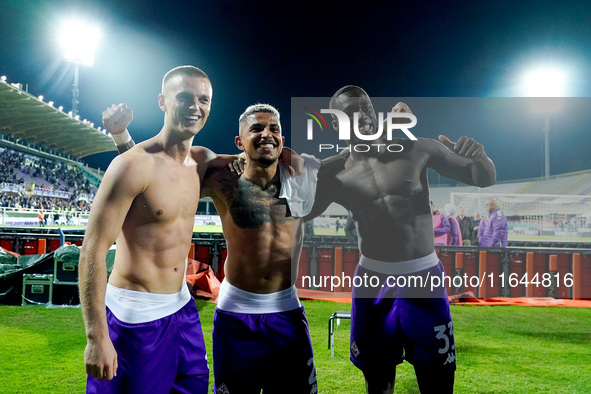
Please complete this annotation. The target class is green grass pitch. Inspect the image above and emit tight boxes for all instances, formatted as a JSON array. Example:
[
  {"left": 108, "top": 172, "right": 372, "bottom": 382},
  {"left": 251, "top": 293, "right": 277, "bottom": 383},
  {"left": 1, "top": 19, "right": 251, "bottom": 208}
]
[{"left": 1, "top": 301, "right": 590, "bottom": 393}]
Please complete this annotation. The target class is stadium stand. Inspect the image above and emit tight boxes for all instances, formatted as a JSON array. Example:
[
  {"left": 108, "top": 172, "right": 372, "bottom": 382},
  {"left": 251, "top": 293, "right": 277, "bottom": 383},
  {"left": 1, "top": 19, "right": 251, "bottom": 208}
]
[
  {"left": 0, "top": 75, "right": 113, "bottom": 227},
  {"left": 1, "top": 146, "right": 97, "bottom": 194},
  {"left": 0, "top": 76, "right": 116, "bottom": 158},
  {"left": 1, "top": 146, "right": 98, "bottom": 224}
]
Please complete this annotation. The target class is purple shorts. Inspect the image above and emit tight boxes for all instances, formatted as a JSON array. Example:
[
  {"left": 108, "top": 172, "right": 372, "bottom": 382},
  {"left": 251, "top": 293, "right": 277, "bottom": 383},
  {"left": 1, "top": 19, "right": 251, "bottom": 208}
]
[
  {"left": 212, "top": 306, "right": 317, "bottom": 394},
  {"left": 350, "top": 261, "right": 456, "bottom": 379},
  {"left": 86, "top": 299, "right": 209, "bottom": 394}
]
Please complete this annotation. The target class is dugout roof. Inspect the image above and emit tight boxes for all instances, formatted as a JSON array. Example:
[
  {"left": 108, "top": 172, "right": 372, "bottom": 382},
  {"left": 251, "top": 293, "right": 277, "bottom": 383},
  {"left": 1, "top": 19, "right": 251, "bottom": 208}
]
[{"left": 0, "top": 79, "right": 116, "bottom": 158}]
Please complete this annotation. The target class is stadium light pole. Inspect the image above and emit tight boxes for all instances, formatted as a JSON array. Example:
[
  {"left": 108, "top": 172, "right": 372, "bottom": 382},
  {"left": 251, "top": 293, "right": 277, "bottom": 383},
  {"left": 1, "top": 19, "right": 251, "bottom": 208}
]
[
  {"left": 58, "top": 19, "right": 101, "bottom": 117},
  {"left": 521, "top": 67, "right": 566, "bottom": 179}
]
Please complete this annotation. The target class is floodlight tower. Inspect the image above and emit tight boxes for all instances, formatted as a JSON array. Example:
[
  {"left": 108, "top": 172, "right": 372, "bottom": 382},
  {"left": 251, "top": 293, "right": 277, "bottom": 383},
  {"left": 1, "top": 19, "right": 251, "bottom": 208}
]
[
  {"left": 521, "top": 67, "right": 566, "bottom": 178},
  {"left": 58, "top": 19, "right": 101, "bottom": 117}
]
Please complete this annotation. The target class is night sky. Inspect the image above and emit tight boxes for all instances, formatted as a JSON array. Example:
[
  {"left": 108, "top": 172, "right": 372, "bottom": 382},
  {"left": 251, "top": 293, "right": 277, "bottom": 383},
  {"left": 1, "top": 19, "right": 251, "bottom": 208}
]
[{"left": 2, "top": 0, "right": 591, "bottom": 180}]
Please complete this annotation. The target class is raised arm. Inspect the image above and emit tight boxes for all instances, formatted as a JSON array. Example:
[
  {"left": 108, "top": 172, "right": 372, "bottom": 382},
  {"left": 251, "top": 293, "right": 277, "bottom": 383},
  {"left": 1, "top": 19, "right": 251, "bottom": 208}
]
[
  {"left": 103, "top": 104, "right": 135, "bottom": 154},
  {"left": 79, "top": 154, "right": 146, "bottom": 381},
  {"left": 427, "top": 135, "right": 496, "bottom": 188}
]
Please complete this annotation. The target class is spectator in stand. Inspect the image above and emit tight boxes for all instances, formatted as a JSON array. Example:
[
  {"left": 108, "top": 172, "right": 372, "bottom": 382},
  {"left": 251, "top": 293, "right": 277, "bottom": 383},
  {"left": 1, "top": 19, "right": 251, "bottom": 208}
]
[
  {"left": 37, "top": 209, "right": 45, "bottom": 227},
  {"left": 478, "top": 198, "right": 508, "bottom": 247},
  {"left": 444, "top": 203, "right": 462, "bottom": 246},
  {"left": 431, "top": 200, "right": 451, "bottom": 246},
  {"left": 457, "top": 207, "right": 473, "bottom": 245}
]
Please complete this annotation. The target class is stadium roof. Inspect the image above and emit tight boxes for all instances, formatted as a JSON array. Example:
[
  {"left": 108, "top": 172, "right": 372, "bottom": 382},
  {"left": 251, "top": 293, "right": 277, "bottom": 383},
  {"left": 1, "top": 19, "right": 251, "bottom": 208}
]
[{"left": 0, "top": 78, "right": 116, "bottom": 158}]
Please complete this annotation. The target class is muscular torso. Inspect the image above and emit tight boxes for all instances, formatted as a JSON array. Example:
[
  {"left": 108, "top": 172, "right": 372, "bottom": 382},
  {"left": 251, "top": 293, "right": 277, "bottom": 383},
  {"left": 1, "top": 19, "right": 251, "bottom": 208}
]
[
  {"left": 322, "top": 140, "right": 436, "bottom": 262},
  {"left": 203, "top": 166, "right": 303, "bottom": 293},
  {"left": 109, "top": 147, "right": 200, "bottom": 293}
]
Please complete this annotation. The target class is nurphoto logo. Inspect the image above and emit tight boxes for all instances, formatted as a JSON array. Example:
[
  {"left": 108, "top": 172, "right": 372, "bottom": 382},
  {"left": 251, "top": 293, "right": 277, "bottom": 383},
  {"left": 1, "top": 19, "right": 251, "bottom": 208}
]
[{"left": 304, "top": 108, "right": 418, "bottom": 153}]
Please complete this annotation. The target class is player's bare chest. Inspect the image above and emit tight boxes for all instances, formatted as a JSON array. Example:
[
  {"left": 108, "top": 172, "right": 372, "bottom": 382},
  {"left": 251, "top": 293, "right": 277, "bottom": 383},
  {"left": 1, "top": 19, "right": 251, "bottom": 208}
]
[
  {"left": 223, "top": 177, "right": 291, "bottom": 228},
  {"left": 136, "top": 164, "right": 200, "bottom": 220},
  {"left": 338, "top": 158, "right": 421, "bottom": 198}
]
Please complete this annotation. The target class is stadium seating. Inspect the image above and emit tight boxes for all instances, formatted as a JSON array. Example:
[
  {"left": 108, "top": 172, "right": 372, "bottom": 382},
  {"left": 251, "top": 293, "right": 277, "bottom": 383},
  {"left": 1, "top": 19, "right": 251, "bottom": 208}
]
[{"left": 1, "top": 146, "right": 97, "bottom": 216}]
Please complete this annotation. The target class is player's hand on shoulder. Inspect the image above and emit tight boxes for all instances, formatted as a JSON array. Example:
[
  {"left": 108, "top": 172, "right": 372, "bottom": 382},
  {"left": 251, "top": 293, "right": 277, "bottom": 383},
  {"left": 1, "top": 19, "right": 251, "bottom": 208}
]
[
  {"left": 103, "top": 103, "right": 133, "bottom": 135},
  {"left": 439, "top": 135, "right": 486, "bottom": 160},
  {"left": 228, "top": 152, "right": 245, "bottom": 175}
]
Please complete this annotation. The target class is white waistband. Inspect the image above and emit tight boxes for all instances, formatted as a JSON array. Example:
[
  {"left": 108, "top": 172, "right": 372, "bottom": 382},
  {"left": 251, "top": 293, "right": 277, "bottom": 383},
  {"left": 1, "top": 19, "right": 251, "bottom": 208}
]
[
  {"left": 216, "top": 280, "right": 301, "bottom": 314},
  {"left": 105, "top": 283, "right": 191, "bottom": 324},
  {"left": 359, "top": 251, "right": 439, "bottom": 275}
]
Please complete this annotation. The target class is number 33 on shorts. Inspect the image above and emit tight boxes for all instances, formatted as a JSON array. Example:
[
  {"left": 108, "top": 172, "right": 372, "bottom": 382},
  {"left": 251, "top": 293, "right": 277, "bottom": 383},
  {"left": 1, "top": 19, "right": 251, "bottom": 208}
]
[{"left": 434, "top": 321, "right": 456, "bottom": 366}]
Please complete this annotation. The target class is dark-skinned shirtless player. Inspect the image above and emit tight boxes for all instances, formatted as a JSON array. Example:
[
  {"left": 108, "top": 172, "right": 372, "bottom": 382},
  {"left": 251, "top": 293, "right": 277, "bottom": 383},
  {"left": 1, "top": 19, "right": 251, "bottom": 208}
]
[{"left": 306, "top": 86, "right": 496, "bottom": 394}]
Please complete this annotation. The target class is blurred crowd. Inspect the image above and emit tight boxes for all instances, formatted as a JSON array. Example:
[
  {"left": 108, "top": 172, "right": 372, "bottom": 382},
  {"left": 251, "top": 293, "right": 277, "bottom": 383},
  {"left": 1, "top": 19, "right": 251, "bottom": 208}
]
[
  {"left": 0, "top": 149, "right": 26, "bottom": 184},
  {"left": 1, "top": 147, "right": 95, "bottom": 214},
  {"left": 0, "top": 194, "right": 91, "bottom": 212}
]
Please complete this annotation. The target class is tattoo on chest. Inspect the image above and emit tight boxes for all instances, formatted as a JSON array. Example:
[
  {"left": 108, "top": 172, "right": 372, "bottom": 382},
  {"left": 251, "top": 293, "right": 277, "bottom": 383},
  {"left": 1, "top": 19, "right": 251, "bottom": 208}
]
[{"left": 220, "top": 176, "right": 291, "bottom": 228}]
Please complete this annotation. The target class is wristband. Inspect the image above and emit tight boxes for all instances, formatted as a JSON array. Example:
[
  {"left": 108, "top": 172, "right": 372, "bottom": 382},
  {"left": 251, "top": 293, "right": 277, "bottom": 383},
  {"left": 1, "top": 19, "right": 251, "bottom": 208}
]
[
  {"left": 111, "top": 129, "right": 132, "bottom": 146},
  {"left": 116, "top": 140, "right": 135, "bottom": 154}
]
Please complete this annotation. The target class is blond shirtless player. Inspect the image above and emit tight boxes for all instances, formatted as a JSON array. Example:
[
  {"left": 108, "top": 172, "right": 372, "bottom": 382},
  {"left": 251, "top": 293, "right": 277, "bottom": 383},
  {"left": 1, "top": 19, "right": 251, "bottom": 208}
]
[{"left": 79, "top": 66, "right": 217, "bottom": 393}]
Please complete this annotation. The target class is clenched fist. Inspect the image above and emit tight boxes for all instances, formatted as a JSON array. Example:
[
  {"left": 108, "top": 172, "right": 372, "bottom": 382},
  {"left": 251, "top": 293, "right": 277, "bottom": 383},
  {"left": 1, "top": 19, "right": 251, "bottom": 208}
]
[{"left": 103, "top": 104, "right": 133, "bottom": 135}]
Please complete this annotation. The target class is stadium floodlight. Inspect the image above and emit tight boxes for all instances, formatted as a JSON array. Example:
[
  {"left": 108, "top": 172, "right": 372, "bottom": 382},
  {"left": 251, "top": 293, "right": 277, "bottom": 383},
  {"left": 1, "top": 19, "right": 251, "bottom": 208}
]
[
  {"left": 522, "top": 67, "right": 566, "bottom": 98},
  {"left": 58, "top": 19, "right": 101, "bottom": 67},
  {"left": 58, "top": 18, "right": 101, "bottom": 117},
  {"left": 520, "top": 65, "right": 567, "bottom": 179}
]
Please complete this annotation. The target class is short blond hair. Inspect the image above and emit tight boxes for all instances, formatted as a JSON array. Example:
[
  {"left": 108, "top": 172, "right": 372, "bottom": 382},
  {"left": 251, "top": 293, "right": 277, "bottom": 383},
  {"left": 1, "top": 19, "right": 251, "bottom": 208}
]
[{"left": 162, "top": 65, "right": 209, "bottom": 93}]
